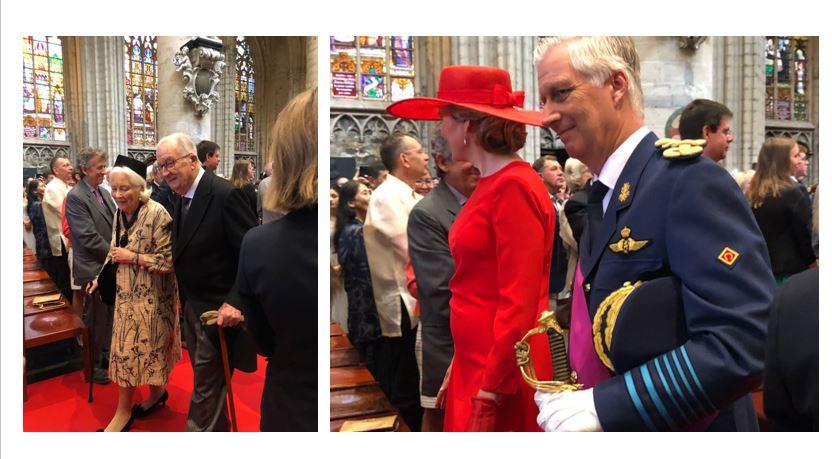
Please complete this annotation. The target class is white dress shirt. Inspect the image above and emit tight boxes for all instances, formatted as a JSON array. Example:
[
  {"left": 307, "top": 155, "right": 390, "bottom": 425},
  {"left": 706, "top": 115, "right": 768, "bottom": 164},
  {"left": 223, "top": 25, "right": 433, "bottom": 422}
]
[
  {"left": 42, "top": 177, "right": 71, "bottom": 256},
  {"left": 363, "top": 173, "right": 422, "bottom": 337},
  {"left": 595, "top": 126, "right": 651, "bottom": 214}
]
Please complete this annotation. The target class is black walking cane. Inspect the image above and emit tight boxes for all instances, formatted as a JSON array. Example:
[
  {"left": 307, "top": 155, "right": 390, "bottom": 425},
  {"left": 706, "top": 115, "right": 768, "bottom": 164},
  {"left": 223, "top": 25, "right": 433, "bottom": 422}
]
[{"left": 200, "top": 311, "right": 244, "bottom": 432}]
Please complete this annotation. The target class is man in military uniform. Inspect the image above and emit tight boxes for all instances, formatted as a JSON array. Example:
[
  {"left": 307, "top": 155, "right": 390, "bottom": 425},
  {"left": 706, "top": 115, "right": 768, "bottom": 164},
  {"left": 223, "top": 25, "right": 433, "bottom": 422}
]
[{"left": 533, "top": 36, "right": 774, "bottom": 431}]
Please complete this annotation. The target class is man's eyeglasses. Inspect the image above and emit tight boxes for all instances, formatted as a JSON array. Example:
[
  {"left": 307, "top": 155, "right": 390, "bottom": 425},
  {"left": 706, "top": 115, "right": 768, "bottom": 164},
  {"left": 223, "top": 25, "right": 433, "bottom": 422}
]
[{"left": 158, "top": 154, "right": 191, "bottom": 172}]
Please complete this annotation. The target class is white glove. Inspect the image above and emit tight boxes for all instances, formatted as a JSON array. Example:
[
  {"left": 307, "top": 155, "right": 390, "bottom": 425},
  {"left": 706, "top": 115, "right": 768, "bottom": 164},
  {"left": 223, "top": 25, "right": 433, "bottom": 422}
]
[{"left": 534, "top": 388, "right": 602, "bottom": 432}]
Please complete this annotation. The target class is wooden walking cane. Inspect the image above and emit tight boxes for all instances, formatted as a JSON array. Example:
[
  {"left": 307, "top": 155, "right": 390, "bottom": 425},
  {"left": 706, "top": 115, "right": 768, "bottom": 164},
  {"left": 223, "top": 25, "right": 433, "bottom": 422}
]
[
  {"left": 200, "top": 311, "right": 241, "bottom": 432},
  {"left": 85, "top": 290, "right": 95, "bottom": 403}
]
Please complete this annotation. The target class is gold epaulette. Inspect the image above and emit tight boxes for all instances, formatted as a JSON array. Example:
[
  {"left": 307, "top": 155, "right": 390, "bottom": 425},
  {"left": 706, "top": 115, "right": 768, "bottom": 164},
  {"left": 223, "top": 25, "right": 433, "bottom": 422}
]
[
  {"left": 591, "top": 281, "right": 642, "bottom": 372},
  {"left": 655, "top": 138, "right": 706, "bottom": 160}
]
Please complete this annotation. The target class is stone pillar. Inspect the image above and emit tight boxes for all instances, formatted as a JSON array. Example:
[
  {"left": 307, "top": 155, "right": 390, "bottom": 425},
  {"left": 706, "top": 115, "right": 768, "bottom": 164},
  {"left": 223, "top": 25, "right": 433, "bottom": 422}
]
[
  {"left": 713, "top": 36, "right": 766, "bottom": 174},
  {"left": 156, "top": 36, "right": 213, "bottom": 145},
  {"left": 63, "top": 36, "right": 127, "bottom": 164},
  {"left": 306, "top": 36, "right": 318, "bottom": 90},
  {"left": 211, "top": 36, "right": 237, "bottom": 178}
]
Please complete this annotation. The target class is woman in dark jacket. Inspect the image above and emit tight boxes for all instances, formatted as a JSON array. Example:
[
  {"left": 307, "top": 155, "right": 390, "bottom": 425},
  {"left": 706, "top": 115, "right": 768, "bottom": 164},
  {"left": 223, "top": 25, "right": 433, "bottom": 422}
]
[
  {"left": 231, "top": 159, "right": 258, "bottom": 218},
  {"left": 234, "top": 88, "right": 318, "bottom": 431},
  {"left": 334, "top": 180, "right": 382, "bottom": 374},
  {"left": 746, "top": 137, "right": 816, "bottom": 283},
  {"left": 26, "top": 179, "right": 52, "bottom": 261}
]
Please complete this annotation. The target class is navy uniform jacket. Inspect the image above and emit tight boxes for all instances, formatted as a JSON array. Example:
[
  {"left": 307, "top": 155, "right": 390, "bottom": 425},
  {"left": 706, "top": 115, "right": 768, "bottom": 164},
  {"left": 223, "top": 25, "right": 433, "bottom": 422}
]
[{"left": 582, "top": 131, "right": 775, "bottom": 431}]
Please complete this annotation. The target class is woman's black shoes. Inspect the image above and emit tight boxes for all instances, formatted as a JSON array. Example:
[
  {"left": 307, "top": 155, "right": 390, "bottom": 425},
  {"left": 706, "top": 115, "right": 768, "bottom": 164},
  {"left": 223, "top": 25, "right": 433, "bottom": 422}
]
[
  {"left": 131, "top": 390, "right": 168, "bottom": 419},
  {"left": 96, "top": 413, "right": 134, "bottom": 432}
]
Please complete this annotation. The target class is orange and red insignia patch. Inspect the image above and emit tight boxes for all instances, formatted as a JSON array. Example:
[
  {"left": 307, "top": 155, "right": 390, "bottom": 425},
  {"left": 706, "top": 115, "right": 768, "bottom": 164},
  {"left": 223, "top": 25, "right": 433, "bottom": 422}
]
[{"left": 717, "top": 247, "right": 740, "bottom": 267}]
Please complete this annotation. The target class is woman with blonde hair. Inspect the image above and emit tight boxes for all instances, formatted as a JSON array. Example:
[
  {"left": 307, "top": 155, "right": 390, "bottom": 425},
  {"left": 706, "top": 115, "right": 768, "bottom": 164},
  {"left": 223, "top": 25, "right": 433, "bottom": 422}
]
[
  {"left": 746, "top": 137, "right": 816, "bottom": 283},
  {"left": 230, "top": 159, "right": 258, "bottom": 217},
  {"left": 234, "top": 87, "right": 318, "bottom": 431},
  {"left": 88, "top": 155, "right": 180, "bottom": 431},
  {"left": 388, "top": 66, "right": 553, "bottom": 431}
]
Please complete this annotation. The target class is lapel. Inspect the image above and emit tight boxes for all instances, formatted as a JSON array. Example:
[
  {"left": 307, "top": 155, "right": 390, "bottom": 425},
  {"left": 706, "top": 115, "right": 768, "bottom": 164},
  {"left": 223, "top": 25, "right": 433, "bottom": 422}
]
[
  {"left": 434, "top": 180, "right": 461, "bottom": 225},
  {"left": 173, "top": 172, "right": 214, "bottom": 262},
  {"left": 84, "top": 183, "right": 115, "bottom": 228},
  {"left": 582, "top": 131, "right": 658, "bottom": 278}
]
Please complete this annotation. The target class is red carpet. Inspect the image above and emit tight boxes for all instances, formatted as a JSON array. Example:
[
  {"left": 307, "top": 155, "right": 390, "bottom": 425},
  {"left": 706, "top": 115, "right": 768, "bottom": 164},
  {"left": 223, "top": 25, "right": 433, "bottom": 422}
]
[{"left": 23, "top": 350, "right": 267, "bottom": 432}]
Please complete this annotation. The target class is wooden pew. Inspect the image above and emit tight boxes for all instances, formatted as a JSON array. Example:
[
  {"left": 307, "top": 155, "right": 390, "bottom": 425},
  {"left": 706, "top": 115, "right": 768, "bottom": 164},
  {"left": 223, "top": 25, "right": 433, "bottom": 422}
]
[{"left": 330, "top": 322, "right": 410, "bottom": 432}]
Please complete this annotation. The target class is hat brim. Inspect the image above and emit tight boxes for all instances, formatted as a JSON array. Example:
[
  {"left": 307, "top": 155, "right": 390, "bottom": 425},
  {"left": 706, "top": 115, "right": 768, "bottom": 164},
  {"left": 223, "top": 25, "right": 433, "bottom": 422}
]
[{"left": 387, "top": 97, "right": 544, "bottom": 127}]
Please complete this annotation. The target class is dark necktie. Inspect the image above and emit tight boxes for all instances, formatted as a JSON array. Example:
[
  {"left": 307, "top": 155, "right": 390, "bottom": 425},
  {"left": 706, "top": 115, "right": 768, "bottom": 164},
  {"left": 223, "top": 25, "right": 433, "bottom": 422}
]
[
  {"left": 586, "top": 180, "right": 609, "bottom": 248},
  {"left": 179, "top": 196, "right": 192, "bottom": 231}
]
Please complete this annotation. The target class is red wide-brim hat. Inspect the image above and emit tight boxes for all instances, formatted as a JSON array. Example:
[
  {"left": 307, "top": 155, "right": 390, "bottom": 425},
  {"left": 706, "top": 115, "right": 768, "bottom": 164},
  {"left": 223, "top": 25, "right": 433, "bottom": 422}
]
[{"left": 386, "top": 65, "right": 544, "bottom": 127}]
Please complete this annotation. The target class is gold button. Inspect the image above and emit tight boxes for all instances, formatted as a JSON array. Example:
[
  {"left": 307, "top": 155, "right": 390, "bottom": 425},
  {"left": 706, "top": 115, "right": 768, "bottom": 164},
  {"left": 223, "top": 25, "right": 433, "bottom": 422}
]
[{"left": 584, "top": 283, "right": 591, "bottom": 292}]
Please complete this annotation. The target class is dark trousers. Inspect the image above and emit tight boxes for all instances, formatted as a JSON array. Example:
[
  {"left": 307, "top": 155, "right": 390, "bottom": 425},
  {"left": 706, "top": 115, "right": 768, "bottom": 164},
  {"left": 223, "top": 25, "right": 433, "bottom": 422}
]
[
  {"left": 182, "top": 303, "right": 231, "bottom": 432},
  {"left": 373, "top": 301, "right": 422, "bottom": 431},
  {"left": 42, "top": 245, "right": 72, "bottom": 300}
]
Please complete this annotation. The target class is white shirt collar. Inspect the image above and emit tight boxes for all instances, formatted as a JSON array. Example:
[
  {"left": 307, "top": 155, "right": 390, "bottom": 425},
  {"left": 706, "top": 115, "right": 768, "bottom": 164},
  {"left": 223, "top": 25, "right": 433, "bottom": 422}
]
[
  {"left": 594, "top": 126, "right": 650, "bottom": 213},
  {"left": 445, "top": 181, "right": 467, "bottom": 205},
  {"left": 184, "top": 167, "right": 205, "bottom": 200}
]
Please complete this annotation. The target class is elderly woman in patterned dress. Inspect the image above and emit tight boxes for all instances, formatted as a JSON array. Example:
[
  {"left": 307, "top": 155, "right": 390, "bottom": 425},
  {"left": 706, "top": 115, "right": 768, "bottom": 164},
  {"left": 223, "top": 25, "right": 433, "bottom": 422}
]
[{"left": 88, "top": 155, "right": 180, "bottom": 432}]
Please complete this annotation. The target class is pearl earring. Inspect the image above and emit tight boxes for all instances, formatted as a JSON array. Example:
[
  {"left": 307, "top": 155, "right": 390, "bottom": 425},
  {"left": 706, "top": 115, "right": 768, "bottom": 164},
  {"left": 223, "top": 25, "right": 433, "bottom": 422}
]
[{"left": 463, "top": 136, "right": 468, "bottom": 146}]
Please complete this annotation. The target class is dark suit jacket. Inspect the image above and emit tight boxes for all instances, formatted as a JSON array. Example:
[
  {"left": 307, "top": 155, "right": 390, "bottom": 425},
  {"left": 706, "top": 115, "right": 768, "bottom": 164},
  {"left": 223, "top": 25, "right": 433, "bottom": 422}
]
[
  {"left": 65, "top": 181, "right": 115, "bottom": 285},
  {"left": 564, "top": 187, "right": 589, "bottom": 247},
  {"left": 764, "top": 267, "right": 818, "bottom": 431},
  {"left": 752, "top": 186, "right": 815, "bottom": 277},
  {"left": 150, "top": 180, "right": 175, "bottom": 218},
  {"left": 581, "top": 132, "right": 774, "bottom": 431},
  {"left": 235, "top": 206, "right": 318, "bottom": 431},
  {"left": 406, "top": 179, "right": 460, "bottom": 397},
  {"left": 240, "top": 182, "right": 258, "bottom": 219},
  {"left": 172, "top": 171, "right": 258, "bottom": 372}
]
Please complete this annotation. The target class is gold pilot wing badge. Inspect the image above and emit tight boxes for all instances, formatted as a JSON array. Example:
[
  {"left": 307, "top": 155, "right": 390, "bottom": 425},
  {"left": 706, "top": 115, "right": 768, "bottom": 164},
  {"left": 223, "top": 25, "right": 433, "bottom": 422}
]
[
  {"left": 618, "top": 182, "right": 631, "bottom": 203},
  {"left": 608, "top": 226, "right": 650, "bottom": 254}
]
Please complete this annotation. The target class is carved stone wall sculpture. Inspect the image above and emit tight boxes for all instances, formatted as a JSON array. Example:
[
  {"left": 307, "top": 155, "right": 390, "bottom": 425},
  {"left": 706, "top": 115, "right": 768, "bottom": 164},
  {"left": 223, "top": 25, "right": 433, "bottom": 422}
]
[{"left": 173, "top": 37, "right": 227, "bottom": 116}]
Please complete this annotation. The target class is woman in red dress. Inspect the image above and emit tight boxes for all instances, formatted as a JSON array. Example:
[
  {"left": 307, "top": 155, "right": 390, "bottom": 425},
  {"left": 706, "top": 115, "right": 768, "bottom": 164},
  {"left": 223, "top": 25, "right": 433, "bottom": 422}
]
[{"left": 387, "top": 66, "right": 554, "bottom": 431}]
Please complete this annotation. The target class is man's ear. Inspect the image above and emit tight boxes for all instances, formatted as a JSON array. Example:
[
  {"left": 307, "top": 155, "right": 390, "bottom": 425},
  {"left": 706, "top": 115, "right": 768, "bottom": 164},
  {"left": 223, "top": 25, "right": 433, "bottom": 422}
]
[
  {"left": 610, "top": 70, "right": 630, "bottom": 106},
  {"left": 702, "top": 124, "right": 713, "bottom": 138},
  {"left": 434, "top": 153, "right": 451, "bottom": 174}
]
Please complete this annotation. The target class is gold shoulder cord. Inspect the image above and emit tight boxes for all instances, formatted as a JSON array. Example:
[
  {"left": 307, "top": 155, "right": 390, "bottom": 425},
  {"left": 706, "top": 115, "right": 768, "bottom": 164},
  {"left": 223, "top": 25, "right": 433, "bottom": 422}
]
[
  {"left": 591, "top": 281, "right": 642, "bottom": 373},
  {"left": 655, "top": 138, "right": 706, "bottom": 159},
  {"left": 515, "top": 310, "right": 583, "bottom": 393}
]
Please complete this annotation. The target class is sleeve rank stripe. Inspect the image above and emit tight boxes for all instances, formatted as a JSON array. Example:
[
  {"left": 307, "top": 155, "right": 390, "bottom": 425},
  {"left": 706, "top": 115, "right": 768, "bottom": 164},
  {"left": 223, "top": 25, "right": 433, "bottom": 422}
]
[
  {"left": 654, "top": 358, "right": 691, "bottom": 426},
  {"left": 640, "top": 364, "right": 678, "bottom": 430},
  {"left": 625, "top": 371, "right": 658, "bottom": 431},
  {"left": 671, "top": 350, "right": 708, "bottom": 417},
  {"left": 680, "top": 345, "right": 717, "bottom": 412},
  {"left": 662, "top": 354, "right": 697, "bottom": 421}
]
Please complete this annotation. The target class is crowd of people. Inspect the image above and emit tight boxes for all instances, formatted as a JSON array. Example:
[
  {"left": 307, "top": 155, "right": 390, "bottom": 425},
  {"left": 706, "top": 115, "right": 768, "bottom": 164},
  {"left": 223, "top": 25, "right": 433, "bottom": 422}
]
[
  {"left": 330, "top": 37, "right": 818, "bottom": 432},
  {"left": 22, "top": 87, "right": 319, "bottom": 432}
]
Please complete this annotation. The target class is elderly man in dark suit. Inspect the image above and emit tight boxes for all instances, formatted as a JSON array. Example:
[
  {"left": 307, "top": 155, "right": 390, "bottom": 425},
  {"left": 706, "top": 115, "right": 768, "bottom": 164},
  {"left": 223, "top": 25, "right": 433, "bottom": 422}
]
[
  {"left": 406, "top": 131, "right": 480, "bottom": 431},
  {"left": 65, "top": 147, "right": 117, "bottom": 384},
  {"left": 155, "top": 133, "right": 257, "bottom": 432}
]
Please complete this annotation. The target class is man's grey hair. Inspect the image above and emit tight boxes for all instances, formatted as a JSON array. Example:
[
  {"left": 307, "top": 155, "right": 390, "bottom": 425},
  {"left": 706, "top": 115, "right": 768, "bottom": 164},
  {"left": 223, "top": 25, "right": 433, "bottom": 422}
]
[
  {"left": 431, "top": 126, "right": 451, "bottom": 161},
  {"left": 534, "top": 36, "right": 643, "bottom": 116},
  {"left": 76, "top": 147, "right": 108, "bottom": 178},
  {"left": 157, "top": 132, "right": 197, "bottom": 157}
]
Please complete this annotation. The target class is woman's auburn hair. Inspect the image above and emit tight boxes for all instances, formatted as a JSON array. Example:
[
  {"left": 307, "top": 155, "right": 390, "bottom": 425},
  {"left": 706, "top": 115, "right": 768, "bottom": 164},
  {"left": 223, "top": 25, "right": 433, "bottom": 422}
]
[
  {"left": 263, "top": 87, "right": 318, "bottom": 213},
  {"left": 445, "top": 106, "right": 528, "bottom": 156}
]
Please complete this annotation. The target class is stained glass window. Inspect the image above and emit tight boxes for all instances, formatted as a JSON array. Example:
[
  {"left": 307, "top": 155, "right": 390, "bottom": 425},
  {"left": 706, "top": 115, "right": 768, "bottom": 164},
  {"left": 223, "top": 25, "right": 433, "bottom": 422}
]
[
  {"left": 124, "top": 36, "right": 158, "bottom": 147},
  {"left": 23, "top": 36, "right": 66, "bottom": 141},
  {"left": 235, "top": 37, "right": 256, "bottom": 152},
  {"left": 330, "top": 36, "right": 415, "bottom": 102},
  {"left": 765, "top": 36, "right": 809, "bottom": 122}
]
